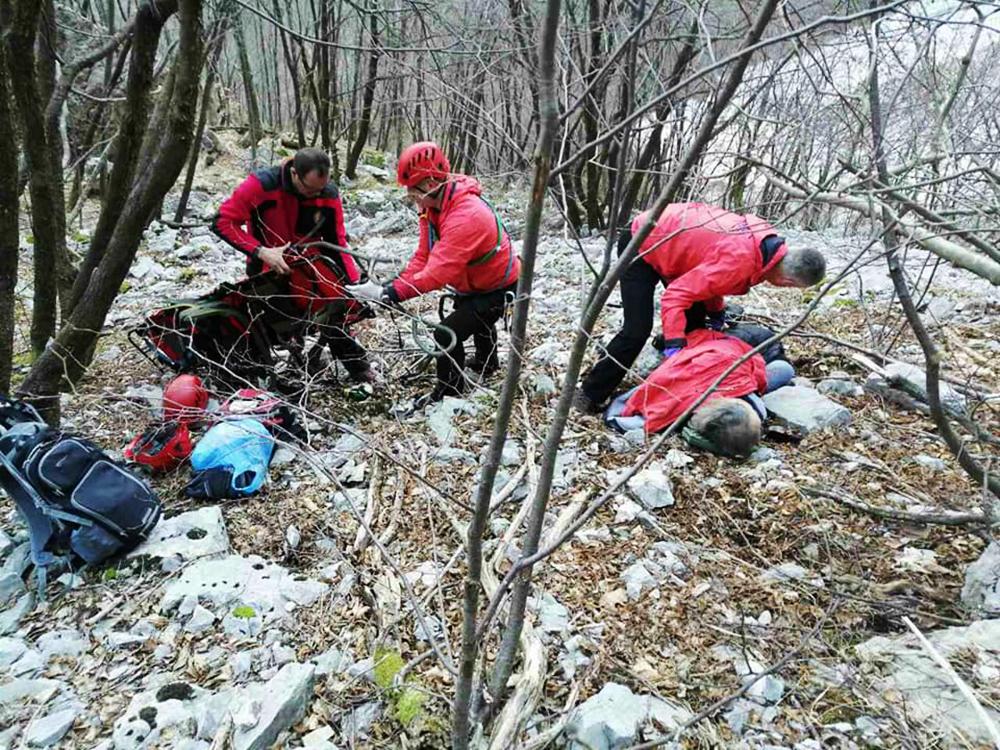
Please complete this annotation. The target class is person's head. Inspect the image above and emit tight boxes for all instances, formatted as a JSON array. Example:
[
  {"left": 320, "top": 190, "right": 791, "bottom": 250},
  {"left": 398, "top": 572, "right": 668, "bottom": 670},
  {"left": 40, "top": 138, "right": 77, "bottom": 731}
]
[
  {"left": 685, "top": 398, "right": 761, "bottom": 458},
  {"left": 397, "top": 141, "right": 450, "bottom": 211},
  {"left": 764, "top": 244, "right": 826, "bottom": 288},
  {"left": 291, "top": 148, "right": 331, "bottom": 197}
]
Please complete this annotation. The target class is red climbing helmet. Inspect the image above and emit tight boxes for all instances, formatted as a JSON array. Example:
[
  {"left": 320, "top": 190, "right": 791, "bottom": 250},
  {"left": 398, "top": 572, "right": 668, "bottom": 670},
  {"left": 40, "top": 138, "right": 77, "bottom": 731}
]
[
  {"left": 396, "top": 141, "right": 450, "bottom": 188},
  {"left": 124, "top": 421, "right": 193, "bottom": 473},
  {"left": 162, "top": 374, "right": 208, "bottom": 422}
]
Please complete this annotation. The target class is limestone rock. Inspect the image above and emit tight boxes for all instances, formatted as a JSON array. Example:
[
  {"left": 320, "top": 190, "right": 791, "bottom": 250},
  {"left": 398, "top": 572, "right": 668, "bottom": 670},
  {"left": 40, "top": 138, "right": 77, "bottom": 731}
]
[
  {"left": 129, "top": 506, "right": 230, "bottom": 570},
  {"left": 856, "top": 620, "right": 1000, "bottom": 745},
  {"left": 24, "top": 706, "right": 80, "bottom": 747},
  {"left": 565, "top": 682, "right": 691, "bottom": 749},
  {"left": 160, "top": 555, "right": 327, "bottom": 622},
  {"left": 883, "top": 362, "right": 967, "bottom": 414},
  {"left": 233, "top": 663, "right": 316, "bottom": 750},
  {"left": 627, "top": 464, "right": 675, "bottom": 509},
  {"left": 762, "top": 386, "right": 851, "bottom": 435},
  {"left": 961, "top": 542, "right": 1000, "bottom": 617}
]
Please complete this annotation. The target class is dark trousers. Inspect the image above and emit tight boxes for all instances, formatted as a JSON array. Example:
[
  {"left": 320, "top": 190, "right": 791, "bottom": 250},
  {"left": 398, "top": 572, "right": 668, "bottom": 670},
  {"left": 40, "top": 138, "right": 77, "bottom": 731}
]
[
  {"left": 323, "top": 326, "right": 369, "bottom": 375},
  {"left": 581, "top": 234, "right": 661, "bottom": 405},
  {"left": 434, "top": 284, "right": 515, "bottom": 393}
]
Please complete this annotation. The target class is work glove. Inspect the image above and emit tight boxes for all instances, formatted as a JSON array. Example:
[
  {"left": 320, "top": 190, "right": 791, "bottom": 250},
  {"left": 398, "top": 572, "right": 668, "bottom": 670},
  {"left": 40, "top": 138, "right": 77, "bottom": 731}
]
[{"left": 346, "top": 280, "right": 386, "bottom": 302}]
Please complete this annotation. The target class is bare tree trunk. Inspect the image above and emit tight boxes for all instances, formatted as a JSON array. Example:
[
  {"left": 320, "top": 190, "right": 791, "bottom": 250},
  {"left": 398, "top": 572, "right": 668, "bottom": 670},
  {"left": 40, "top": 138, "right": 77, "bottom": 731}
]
[
  {"left": 486, "top": 0, "right": 782, "bottom": 711},
  {"left": 174, "top": 28, "right": 226, "bottom": 222},
  {"left": 3, "top": 0, "right": 63, "bottom": 358},
  {"left": 0, "top": 46, "right": 19, "bottom": 393},
  {"left": 449, "top": 0, "right": 563, "bottom": 743},
  {"left": 272, "top": 0, "right": 306, "bottom": 147},
  {"left": 345, "top": 0, "right": 379, "bottom": 178},
  {"left": 235, "top": 17, "right": 262, "bottom": 157},
  {"left": 19, "top": 0, "right": 202, "bottom": 421}
]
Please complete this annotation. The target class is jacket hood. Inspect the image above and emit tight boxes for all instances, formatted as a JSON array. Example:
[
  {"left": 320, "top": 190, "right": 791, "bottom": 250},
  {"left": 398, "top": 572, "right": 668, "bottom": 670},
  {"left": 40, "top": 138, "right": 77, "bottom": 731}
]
[{"left": 438, "top": 175, "right": 482, "bottom": 214}]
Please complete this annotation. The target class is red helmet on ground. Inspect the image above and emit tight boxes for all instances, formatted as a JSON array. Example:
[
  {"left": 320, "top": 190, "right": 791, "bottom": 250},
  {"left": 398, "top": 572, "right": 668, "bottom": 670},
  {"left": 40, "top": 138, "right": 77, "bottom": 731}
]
[
  {"left": 163, "top": 374, "right": 208, "bottom": 422},
  {"left": 396, "top": 142, "right": 450, "bottom": 188},
  {"left": 125, "top": 421, "right": 193, "bottom": 473}
]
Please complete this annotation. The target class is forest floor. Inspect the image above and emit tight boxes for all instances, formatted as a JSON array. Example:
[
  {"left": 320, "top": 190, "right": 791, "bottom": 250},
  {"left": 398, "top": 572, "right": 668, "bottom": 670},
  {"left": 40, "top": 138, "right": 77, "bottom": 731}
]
[{"left": 2, "top": 134, "right": 999, "bottom": 750}]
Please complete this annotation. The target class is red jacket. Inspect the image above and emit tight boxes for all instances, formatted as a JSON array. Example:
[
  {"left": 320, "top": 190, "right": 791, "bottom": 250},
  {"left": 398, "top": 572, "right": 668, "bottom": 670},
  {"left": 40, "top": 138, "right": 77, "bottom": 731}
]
[
  {"left": 632, "top": 202, "right": 784, "bottom": 346},
  {"left": 622, "top": 329, "right": 768, "bottom": 434},
  {"left": 211, "top": 160, "right": 361, "bottom": 283},
  {"left": 388, "top": 176, "right": 519, "bottom": 302}
]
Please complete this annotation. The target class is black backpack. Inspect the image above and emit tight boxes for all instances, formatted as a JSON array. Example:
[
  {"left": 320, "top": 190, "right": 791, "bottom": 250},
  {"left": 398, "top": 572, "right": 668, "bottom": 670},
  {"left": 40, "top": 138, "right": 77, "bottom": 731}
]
[{"left": 0, "top": 399, "right": 161, "bottom": 595}]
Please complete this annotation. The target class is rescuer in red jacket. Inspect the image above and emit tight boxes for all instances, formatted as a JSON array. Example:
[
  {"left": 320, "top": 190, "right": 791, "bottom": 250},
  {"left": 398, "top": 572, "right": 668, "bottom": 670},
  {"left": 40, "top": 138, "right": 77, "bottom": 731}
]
[
  {"left": 576, "top": 202, "right": 825, "bottom": 413},
  {"left": 211, "top": 148, "right": 374, "bottom": 383},
  {"left": 347, "top": 142, "right": 520, "bottom": 406}
]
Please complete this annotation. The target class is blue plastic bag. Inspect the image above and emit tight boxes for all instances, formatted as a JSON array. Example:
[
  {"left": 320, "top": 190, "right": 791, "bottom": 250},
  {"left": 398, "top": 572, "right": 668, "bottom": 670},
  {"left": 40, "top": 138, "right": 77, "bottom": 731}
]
[{"left": 187, "top": 418, "right": 275, "bottom": 498}]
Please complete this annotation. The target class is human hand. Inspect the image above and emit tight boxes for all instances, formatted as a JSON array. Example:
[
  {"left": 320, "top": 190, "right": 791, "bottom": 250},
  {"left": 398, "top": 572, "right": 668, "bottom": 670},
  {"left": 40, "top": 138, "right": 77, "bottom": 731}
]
[
  {"left": 257, "top": 244, "right": 291, "bottom": 274},
  {"left": 347, "top": 280, "right": 386, "bottom": 302}
]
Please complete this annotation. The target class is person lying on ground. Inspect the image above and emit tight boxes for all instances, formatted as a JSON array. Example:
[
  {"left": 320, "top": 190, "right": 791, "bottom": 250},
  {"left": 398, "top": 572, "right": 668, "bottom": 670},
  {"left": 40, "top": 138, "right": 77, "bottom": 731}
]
[
  {"left": 210, "top": 147, "right": 375, "bottom": 384},
  {"left": 604, "top": 325, "right": 794, "bottom": 458},
  {"left": 346, "top": 141, "right": 520, "bottom": 407},
  {"left": 576, "top": 202, "right": 824, "bottom": 413}
]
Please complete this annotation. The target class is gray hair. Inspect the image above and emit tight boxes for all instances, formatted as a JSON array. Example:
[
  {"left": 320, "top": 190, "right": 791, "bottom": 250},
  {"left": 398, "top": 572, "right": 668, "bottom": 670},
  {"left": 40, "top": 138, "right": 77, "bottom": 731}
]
[
  {"left": 777, "top": 246, "right": 826, "bottom": 286},
  {"left": 688, "top": 398, "right": 761, "bottom": 458}
]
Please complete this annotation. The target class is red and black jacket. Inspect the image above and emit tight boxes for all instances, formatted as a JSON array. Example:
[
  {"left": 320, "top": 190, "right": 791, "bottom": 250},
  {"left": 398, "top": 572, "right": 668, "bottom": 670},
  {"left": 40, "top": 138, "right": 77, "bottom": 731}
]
[{"left": 211, "top": 160, "right": 360, "bottom": 281}]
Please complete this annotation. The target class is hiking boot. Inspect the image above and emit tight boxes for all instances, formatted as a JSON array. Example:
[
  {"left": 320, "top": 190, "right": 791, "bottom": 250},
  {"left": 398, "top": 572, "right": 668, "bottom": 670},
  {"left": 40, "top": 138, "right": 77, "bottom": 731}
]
[{"left": 572, "top": 390, "right": 603, "bottom": 415}]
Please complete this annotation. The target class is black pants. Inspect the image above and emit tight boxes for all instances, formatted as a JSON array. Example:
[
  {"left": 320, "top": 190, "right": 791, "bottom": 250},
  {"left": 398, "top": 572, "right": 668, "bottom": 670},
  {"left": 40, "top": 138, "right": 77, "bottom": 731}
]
[
  {"left": 434, "top": 284, "right": 515, "bottom": 393},
  {"left": 322, "top": 326, "right": 369, "bottom": 376},
  {"left": 581, "top": 232, "right": 661, "bottom": 405}
]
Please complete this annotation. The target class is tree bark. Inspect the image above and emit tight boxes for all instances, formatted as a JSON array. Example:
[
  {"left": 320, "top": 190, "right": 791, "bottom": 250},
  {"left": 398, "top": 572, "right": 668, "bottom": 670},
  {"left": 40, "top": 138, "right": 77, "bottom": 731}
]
[
  {"left": 0, "top": 46, "right": 19, "bottom": 393},
  {"left": 3, "top": 0, "right": 64, "bottom": 358},
  {"left": 19, "top": 0, "right": 204, "bottom": 421},
  {"left": 234, "top": 17, "right": 262, "bottom": 157}
]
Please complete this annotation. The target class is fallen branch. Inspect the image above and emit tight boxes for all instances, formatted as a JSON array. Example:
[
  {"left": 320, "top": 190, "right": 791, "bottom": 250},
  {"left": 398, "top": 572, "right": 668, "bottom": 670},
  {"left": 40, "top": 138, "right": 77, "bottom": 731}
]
[{"left": 802, "top": 486, "right": 989, "bottom": 527}]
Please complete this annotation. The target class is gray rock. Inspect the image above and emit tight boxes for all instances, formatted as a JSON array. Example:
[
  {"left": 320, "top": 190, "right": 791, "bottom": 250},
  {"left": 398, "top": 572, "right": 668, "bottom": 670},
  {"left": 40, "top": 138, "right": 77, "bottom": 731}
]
[
  {"left": 318, "top": 433, "right": 366, "bottom": 469},
  {"left": 36, "top": 630, "right": 89, "bottom": 660},
  {"left": 2, "top": 542, "right": 30, "bottom": 576},
  {"left": 234, "top": 663, "right": 316, "bottom": 750},
  {"left": 750, "top": 446, "right": 779, "bottom": 463},
  {"left": 185, "top": 605, "right": 216, "bottom": 633},
  {"left": 746, "top": 674, "right": 785, "bottom": 705},
  {"left": 24, "top": 706, "right": 80, "bottom": 747},
  {"left": 160, "top": 555, "right": 327, "bottom": 622},
  {"left": 0, "top": 637, "right": 27, "bottom": 666},
  {"left": 426, "top": 398, "right": 479, "bottom": 446},
  {"left": 856, "top": 620, "right": 1000, "bottom": 745},
  {"left": 341, "top": 701, "right": 382, "bottom": 742},
  {"left": 621, "top": 562, "right": 658, "bottom": 601},
  {"left": 310, "top": 648, "right": 350, "bottom": 677},
  {"left": 817, "top": 378, "right": 863, "bottom": 397},
  {"left": 0, "top": 529, "right": 12, "bottom": 559},
  {"left": 883, "top": 362, "right": 966, "bottom": 414},
  {"left": 0, "top": 592, "right": 34, "bottom": 635},
  {"left": 913, "top": 454, "right": 947, "bottom": 472},
  {"left": 536, "top": 593, "right": 571, "bottom": 634},
  {"left": 10, "top": 650, "right": 43, "bottom": 676},
  {"left": 432, "top": 447, "right": 477, "bottom": 464},
  {"left": 565, "top": 682, "right": 691, "bottom": 749},
  {"left": 105, "top": 631, "right": 147, "bottom": 649},
  {"left": 762, "top": 386, "right": 852, "bottom": 435},
  {"left": 627, "top": 465, "right": 675, "bottom": 509},
  {"left": 129, "top": 506, "right": 230, "bottom": 570},
  {"left": 0, "top": 678, "right": 64, "bottom": 705},
  {"left": 500, "top": 440, "right": 523, "bottom": 467},
  {"left": 961, "top": 542, "right": 1000, "bottom": 617}
]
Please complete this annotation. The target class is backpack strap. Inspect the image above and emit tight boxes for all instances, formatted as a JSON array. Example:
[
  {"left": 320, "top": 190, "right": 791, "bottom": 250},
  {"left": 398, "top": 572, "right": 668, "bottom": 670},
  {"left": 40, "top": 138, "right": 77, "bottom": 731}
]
[{"left": 0, "top": 451, "right": 68, "bottom": 599}]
